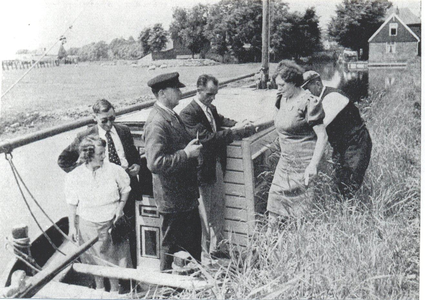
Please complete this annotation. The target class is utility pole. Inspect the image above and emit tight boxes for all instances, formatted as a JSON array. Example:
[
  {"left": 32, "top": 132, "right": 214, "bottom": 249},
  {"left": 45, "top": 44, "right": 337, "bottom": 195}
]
[{"left": 260, "top": 0, "right": 270, "bottom": 89}]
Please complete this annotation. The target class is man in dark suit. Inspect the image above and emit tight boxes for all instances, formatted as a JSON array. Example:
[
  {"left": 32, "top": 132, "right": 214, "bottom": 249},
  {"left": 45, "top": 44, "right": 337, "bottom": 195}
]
[
  {"left": 58, "top": 99, "right": 141, "bottom": 268},
  {"left": 179, "top": 74, "right": 253, "bottom": 264},
  {"left": 143, "top": 72, "right": 203, "bottom": 272}
]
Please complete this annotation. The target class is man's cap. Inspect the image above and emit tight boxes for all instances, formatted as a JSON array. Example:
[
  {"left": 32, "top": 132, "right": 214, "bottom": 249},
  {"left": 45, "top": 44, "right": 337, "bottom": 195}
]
[
  {"left": 301, "top": 70, "right": 321, "bottom": 88},
  {"left": 147, "top": 72, "right": 186, "bottom": 90}
]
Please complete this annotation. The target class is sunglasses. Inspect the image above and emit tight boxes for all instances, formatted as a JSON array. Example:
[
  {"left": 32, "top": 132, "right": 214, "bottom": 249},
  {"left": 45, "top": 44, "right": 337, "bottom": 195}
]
[{"left": 100, "top": 116, "right": 116, "bottom": 124}]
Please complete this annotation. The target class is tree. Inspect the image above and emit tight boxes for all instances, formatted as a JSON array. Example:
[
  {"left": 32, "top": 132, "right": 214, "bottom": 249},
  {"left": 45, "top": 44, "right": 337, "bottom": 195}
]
[
  {"left": 138, "top": 24, "right": 168, "bottom": 55},
  {"left": 139, "top": 28, "right": 152, "bottom": 56},
  {"left": 328, "top": 0, "right": 392, "bottom": 60},
  {"left": 170, "top": 5, "right": 210, "bottom": 58},
  {"left": 270, "top": 2, "right": 322, "bottom": 61},
  {"left": 205, "top": 0, "right": 263, "bottom": 62}
]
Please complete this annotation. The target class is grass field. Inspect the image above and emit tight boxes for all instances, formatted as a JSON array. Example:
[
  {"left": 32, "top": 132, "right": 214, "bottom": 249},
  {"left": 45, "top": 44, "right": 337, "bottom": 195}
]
[
  {"left": 0, "top": 62, "right": 264, "bottom": 139},
  {"left": 172, "top": 59, "right": 420, "bottom": 299}
]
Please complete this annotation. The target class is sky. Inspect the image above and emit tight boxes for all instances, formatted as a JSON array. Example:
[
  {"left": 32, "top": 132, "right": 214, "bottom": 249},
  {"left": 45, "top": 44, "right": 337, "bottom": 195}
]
[{"left": 0, "top": 0, "right": 421, "bottom": 59}]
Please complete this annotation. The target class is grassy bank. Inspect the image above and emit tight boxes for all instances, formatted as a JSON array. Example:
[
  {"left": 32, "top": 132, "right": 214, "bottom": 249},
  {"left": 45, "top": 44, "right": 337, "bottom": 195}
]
[{"left": 174, "top": 59, "right": 420, "bottom": 299}]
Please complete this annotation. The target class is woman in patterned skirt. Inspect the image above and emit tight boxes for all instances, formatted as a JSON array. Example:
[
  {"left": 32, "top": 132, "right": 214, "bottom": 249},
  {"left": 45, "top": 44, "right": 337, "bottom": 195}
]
[{"left": 267, "top": 60, "right": 328, "bottom": 228}]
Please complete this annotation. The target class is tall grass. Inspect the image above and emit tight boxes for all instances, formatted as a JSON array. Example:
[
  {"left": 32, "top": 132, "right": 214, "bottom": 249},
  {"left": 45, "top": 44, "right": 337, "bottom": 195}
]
[{"left": 172, "top": 58, "right": 421, "bottom": 299}]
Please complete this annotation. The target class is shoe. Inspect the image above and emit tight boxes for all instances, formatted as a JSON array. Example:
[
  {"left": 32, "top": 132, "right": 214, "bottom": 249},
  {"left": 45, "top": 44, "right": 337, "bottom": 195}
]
[{"left": 210, "top": 250, "right": 230, "bottom": 259}]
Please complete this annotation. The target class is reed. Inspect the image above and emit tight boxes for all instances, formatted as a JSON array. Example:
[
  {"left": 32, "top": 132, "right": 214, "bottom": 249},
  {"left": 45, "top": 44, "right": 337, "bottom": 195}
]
[{"left": 171, "top": 58, "right": 421, "bottom": 300}]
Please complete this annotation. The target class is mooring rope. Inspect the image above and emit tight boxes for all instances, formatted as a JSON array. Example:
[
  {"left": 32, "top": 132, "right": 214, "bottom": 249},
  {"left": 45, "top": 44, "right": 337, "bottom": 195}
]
[
  {"left": 4, "top": 237, "right": 42, "bottom": 273},
  {"left": 7, "top": 155, "right": 78, "bottom": 247},
  {"left": 6, "top": 153, "right": 66, "bottom": 256}
]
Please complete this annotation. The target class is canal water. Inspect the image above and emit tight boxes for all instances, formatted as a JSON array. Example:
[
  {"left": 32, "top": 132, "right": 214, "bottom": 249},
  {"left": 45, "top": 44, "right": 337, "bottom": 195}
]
[
  {"left": 0, "top": 62, "right": 408, "bottom": 270},
  {"left": 304, "top": 60, "right": 407, "bottom": 103}
]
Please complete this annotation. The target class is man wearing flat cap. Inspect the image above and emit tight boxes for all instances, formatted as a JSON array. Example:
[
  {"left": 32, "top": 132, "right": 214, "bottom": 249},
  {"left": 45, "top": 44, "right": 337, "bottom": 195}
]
[
  {"left": 302, "top": 70, "right": 372, "bottom": 198},
  {"left": 143, "top": 72, "right": 203, "bottom": 272}
]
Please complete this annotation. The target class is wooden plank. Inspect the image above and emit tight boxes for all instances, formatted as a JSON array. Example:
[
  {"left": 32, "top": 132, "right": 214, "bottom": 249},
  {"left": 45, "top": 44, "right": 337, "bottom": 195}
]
[
  {"left": 224, "top": 231, "right": 248, "bottom": 247},
  {"left": 72, "top": 263, "right": 211, "bottom": 291},
  {"left": 226, "top": 158, "right": 243, "bottom": 171},
  {"left": 34, "top": 281, "right": 111, "bottom": 299},
  {"left": 15, "top": 236, "right": 99, "bottom": 298},
  {"left": 225, "top": 183, "right": 245, "bottom": 197},
  {"left": 224, "top": 207, "right": 247, "bottom": 222},
  {"left": 225, "top": 195, "right": 246, "bottom": 209},
  {"left": 227, "top": 145, "right": 242, "bottom": 158},
  {"left": 224, "top": 170, "right": 244, "bottom": 184},
  {"left": 241, "top": 139, "right": 256, "bottom": 236},
  {"left": 250, "top": 129, "right": 277, "bottom": 160},
  {"left": 224, "top": 220, "right": 249, "bottom": 234}
]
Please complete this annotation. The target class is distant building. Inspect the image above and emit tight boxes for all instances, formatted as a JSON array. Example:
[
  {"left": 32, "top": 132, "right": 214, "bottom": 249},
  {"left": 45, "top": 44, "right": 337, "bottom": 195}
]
[{"left": 368, "top": 8, "right": 420, "bottom": 63}]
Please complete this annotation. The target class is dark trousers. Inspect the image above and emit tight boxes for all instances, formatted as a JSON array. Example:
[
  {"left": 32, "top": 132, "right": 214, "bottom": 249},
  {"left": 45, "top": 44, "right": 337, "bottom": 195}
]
[
  {"left": 333, "top": 127, "right": 372, "bottom": 198},
  {"left": 123, "top": 196, "right": 137, "bottom": 268},
  {"left": 159, "top": 208, "right": 202, "bottom": 272}
]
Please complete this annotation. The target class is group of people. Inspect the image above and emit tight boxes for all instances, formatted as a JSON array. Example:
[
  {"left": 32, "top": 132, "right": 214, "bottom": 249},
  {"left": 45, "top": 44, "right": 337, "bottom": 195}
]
[{"left": 57, "top": 59, "right": 371, "bottom": 292}]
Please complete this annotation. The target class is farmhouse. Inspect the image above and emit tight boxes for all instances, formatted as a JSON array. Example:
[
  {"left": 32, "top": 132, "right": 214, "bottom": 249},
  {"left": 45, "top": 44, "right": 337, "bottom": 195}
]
[{"left": 368, "top": 8, "right": 421, "bottom": 63}]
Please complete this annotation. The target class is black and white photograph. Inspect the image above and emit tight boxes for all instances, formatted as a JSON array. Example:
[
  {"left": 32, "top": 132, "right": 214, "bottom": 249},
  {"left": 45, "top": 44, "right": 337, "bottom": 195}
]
[{"left": 0, "top": 0, "right": 421, "bottom": 298}]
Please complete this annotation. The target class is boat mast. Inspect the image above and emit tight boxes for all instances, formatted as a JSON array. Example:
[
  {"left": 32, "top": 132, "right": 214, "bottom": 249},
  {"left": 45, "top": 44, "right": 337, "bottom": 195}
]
[{"left": 260, "top": 0, "right": 270, "bottom": 89}]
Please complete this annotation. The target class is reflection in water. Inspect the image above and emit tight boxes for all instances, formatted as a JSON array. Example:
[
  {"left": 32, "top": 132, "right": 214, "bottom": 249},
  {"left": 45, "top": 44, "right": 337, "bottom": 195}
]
[
  {"left": 304, "top": 61, "right": 369, "bottom": 103},
  {"left": 304, "top": 61, "right": 407, "bottom": 102},
  {"left": 368, "top": 68, "right": 405, "bottom": 91}
]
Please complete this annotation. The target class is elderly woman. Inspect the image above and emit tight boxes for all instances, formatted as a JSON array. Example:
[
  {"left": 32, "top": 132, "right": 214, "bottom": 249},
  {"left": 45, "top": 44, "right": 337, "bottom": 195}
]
[
  {"left": 65, "top": 135, "right": 131, "bottom": 293},
  {"left": 267, "top": 60, "right": 328, "bottom": 227}
]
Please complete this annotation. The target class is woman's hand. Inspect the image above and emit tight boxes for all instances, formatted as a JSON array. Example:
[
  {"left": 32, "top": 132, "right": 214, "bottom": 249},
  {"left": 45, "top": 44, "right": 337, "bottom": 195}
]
[
  {"left": 69, "top": 225, "right": 78, "bottom": 243},
  {"left": 113, "top": 207, "right": 124, "bottom": 224},
  {"left": 304, "top": 163, "right": 318, "bottom": 186}
]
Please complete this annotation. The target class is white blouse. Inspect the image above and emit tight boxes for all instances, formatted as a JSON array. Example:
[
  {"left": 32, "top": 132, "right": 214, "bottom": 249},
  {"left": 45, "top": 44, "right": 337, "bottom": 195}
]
[{"left": 65, "top": 161, "right": 131, "bottom": 222}]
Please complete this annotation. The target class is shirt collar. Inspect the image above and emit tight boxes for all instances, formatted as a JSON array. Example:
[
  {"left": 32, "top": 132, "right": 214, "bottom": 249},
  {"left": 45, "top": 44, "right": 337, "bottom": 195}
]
[
  {"left": 97, "top": 124, "right": 117, "bottom": 136},
  {"left": 318, "top": 86, "right": 326, "bottom": 99},
  {"left": 194, "top": 97, "right": 210, "bottom": 113},
  {"left": 156, "top": 101, "right": 177, "bottom": 116}
]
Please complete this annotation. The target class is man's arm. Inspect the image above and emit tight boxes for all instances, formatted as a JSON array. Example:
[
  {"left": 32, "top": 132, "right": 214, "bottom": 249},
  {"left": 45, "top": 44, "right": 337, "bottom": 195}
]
[
  {"left": 322, "top": 92, "right": 349, "bottom": 127},
  {"left": 58, "top": 136, "right": 82, "bottom": 173},
  {"left": 179, "top": 109, "right": 234, "bottom": 148},
  {"left": 144, "top": 121, "right": 190, "bottom": 175}
]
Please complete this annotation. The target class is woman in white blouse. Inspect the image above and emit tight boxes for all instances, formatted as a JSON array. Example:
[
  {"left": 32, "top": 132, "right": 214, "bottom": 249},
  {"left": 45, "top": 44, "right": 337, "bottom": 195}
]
[{"left": 65, "top": 135, "right": 131, "bottom": 293}]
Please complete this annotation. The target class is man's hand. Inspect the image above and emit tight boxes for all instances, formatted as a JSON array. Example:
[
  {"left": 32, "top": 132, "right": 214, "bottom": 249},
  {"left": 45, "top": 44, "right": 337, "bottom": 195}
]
[
  {"left": 184, "top": 139, "right": 203, "bottom": 159},
  {"left": 127, "top": 164, "right": 140, "bottom": 177},
  {"left": 231, "top": 120, "right": 255, "bottom": 139}
]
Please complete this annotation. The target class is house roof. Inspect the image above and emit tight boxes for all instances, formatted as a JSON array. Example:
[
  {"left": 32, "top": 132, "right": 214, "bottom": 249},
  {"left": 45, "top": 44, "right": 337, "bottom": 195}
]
[
  {"left": 386, "top": 7, "right": 421, "bottom": 25},
  {"left": 368, "top": 13, "right": 420, "bottom": 42}
]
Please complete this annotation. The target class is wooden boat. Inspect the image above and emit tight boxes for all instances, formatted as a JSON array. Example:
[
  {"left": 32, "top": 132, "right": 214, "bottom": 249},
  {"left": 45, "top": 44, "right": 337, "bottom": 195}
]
[
  {"left": 0, "top": 74, "right": 279, "bottom": 298},
  {"left": 0, "top": 2, "right": 276, "bottom": 297}
]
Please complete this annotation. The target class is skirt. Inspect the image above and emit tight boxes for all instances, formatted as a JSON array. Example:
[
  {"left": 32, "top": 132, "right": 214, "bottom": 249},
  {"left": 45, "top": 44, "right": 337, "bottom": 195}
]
[
  {"left": 78, "top": 217, "right": 131, "bottom": 268},
  {"left": 267, "top": 139, "right": 316, "bottom": 218}
]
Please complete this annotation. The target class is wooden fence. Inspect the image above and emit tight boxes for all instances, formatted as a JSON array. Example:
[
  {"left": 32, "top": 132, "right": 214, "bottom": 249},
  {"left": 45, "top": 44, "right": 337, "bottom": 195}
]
[{"left": 2, "top": 60, "right": 59, "bottom": 71}]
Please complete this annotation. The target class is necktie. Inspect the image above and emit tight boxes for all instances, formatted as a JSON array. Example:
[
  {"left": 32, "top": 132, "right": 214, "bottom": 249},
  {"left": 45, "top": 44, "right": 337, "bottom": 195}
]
[
  {"left": 205, "top": 108, "right": 216, "bottom": 132},
  {"left": 105, "top": 131, "right": 121, "bottom": 166}
]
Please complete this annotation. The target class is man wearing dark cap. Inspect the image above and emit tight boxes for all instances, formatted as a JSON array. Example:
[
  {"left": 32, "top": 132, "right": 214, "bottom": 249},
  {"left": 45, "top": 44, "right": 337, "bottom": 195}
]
[
  {"left": 143, "top": 72, "right": 203, "bottom": 272},
  {"left": 301, "top": 71, "right": 372, "bottom": 198}
]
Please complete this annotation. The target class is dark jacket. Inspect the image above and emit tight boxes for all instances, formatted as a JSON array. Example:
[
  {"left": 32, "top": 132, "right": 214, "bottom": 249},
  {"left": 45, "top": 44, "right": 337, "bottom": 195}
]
[
  {"left": 179, "top": 99, "right": 236, "bottom": 184},
  {"left": 143, "top": 103, "right": 199, "bottom": 213}
]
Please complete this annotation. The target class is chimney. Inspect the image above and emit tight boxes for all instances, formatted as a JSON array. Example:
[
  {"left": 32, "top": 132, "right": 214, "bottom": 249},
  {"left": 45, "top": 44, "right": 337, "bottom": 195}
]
[{"left": 395, "top": 6, "right": 399, "bottom": 15}]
